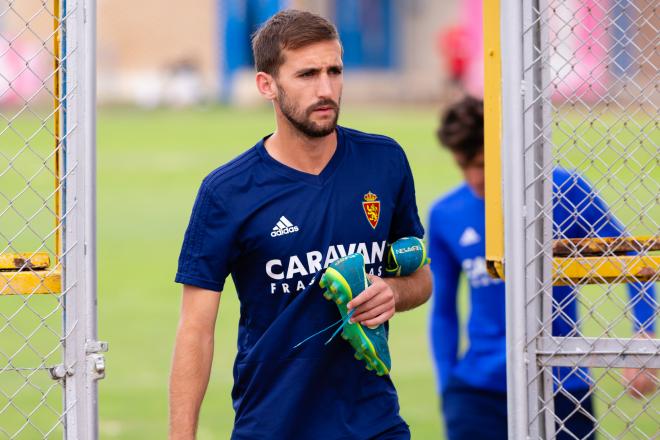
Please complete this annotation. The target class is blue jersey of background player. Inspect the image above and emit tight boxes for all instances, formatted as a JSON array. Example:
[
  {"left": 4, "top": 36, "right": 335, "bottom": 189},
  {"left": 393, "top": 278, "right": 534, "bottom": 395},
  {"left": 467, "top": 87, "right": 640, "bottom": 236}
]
[
  {"left": 428, "top": 97, "right": 657, "bottom": 440},
  {"left": 169, "top": 10, "right": 432, "bottom": 440}
]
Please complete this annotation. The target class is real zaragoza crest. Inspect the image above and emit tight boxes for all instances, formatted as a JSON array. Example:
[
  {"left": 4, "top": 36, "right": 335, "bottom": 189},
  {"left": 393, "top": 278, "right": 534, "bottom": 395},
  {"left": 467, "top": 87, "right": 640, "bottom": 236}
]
[{"left": 362, "top": 191, "right": 380, "bottom": 229}]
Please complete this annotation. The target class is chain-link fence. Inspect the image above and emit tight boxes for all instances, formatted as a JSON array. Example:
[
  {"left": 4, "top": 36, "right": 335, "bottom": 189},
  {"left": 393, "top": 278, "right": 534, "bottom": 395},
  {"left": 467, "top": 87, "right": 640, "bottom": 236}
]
[
  {"left": 0, "top": 0, "right": 101, "bottom": 438},
  {"left": 498, "top": 0, "right": 659, "bottom": 438}
]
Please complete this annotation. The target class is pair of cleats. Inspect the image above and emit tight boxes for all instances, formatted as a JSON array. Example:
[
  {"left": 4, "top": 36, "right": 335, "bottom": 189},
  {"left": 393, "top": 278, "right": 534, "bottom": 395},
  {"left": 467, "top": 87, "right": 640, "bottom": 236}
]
[{"left": 318, "top": 237, "right": 429, "bottom": 376}]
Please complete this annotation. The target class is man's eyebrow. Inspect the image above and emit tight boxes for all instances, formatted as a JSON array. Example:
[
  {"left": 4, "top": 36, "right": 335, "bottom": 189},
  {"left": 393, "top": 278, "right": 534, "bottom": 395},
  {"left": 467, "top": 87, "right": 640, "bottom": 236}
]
[
  {"left": 295, "top": 65, "right": 343, "bottom": 75},
  {"left": 295, "top": 67, "right": 321, "bottom": 75}
]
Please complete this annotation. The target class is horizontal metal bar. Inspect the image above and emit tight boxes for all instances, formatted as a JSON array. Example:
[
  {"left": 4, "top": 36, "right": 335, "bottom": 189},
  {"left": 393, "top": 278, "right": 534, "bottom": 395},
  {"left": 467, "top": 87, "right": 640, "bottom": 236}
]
[
  {"left": 553, "top": 236, "right": 660, "bottom": 257},
  {"left": 538, "top": 337, "right": 660, "bottom": 368},
  {"left": 489, "top": 256, "right": 660, "bottom": 285},
  {"left": 553, "top": 255, "right": 659, "bottom": 285},
  {"left": 0, "top": 270, "right": 62, "bottom": 295},
  {"left": 0, "top": 253, "right": 51, "bottom": 270}
]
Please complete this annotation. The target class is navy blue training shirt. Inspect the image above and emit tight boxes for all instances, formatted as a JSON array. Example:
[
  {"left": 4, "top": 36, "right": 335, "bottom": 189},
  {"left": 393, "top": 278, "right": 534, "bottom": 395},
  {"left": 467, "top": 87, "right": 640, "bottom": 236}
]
[
  {"left": 428, "top": 168, "right": 656, "bottom": 395},
  {"left": 176, "top": 126, "right": 424, "bottom": 439}
]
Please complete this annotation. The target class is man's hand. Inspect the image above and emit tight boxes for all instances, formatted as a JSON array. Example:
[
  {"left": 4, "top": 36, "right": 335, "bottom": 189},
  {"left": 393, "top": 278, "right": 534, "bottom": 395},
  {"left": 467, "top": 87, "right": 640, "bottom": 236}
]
[
  {"left": 621, "top": 332, "right": 658, "bottom": 399},
  {"left": 622, "top": 367, "right": 658, "bottom": 399},
  {"left": 347, "top": 275, "right": 396, "bottom": 327},
  {"left": 347, "top": 265, "right": 432, "bottom": 327}
]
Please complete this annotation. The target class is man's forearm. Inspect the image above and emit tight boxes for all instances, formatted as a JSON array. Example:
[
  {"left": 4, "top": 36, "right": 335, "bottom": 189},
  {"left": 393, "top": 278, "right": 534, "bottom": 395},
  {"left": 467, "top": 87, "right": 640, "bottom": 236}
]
[
  {"left": 387, "top": 265, "right": 433, "bottom": 312},
  {"left": 349, "top": 265, "right": 432, "bottom": 327},
  {"left": 169, "top": 325, "right": 215, "bottom": 440}
]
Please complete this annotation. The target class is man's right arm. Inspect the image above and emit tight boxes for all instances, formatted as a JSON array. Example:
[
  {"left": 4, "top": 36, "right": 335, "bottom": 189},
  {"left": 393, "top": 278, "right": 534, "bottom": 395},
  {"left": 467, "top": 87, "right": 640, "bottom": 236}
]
[
  {"left": 564, "top": 171, "right": 657, "bottom": 397},
  {"left": 169, "top": 285, "right": 221, "bottom": 440}
]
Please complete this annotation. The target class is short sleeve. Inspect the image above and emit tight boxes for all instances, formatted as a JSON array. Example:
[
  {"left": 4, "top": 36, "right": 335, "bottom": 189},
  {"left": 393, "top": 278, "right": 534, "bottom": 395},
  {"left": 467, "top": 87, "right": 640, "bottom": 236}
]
[
  {"left": 388, "top": 147, "right": 425, "bottom": 242},
  {"left": 175, "top": 180, "right": 239, "bottom": 292}
]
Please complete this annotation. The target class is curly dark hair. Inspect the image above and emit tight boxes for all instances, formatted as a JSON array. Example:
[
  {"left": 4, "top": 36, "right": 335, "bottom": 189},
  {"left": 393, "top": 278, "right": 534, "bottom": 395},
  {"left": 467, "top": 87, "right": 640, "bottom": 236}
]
[{"left": 436, "top": 96, "right": 484, "bottom": 161}]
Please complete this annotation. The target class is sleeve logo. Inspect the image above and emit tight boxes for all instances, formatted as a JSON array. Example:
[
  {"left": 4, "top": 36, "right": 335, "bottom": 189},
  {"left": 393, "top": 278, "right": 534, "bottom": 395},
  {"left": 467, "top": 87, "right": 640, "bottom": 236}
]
[{"left": 362, "top": 191, "right": 380, "bottom": 229}]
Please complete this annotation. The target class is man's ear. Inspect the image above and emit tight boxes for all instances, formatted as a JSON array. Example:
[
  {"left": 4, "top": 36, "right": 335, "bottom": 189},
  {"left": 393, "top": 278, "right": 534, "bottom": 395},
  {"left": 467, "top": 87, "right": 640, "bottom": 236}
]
[{"left": 256, "top": 72, "right": 277, "bottom": 100}]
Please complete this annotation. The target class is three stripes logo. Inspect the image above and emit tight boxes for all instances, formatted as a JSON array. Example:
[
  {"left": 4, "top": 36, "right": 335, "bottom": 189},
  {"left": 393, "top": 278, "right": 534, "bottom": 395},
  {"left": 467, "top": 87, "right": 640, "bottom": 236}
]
[{"left": 271, "top": 216, "right": 300, "bottom": 237}]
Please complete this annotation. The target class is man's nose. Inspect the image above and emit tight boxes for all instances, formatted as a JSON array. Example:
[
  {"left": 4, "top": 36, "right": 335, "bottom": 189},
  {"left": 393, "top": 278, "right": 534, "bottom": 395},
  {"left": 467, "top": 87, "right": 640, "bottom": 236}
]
[{"left": 317, "top": 74, "right": 333, "bottom": 98}]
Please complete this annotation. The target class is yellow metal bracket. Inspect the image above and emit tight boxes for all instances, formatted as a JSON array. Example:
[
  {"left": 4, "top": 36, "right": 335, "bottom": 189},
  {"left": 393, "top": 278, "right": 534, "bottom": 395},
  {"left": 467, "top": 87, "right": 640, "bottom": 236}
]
[
  {"left": 553, "top": 236, "right": 660, "bottom": 256},
  {"left": 0, "top": 253, "right": 51, "bottom": 270},
  {"left": 0, "top": 269, "right": 62, "bottom": 295},
  {"left": 553, "top": 255, "right": 659, "bottom": 286},
  {"left": 488, "top": 237, "right": 659, "bottom": 285},
  {"left": 0, "top": 253, "right": 61, "bottom": 295}
]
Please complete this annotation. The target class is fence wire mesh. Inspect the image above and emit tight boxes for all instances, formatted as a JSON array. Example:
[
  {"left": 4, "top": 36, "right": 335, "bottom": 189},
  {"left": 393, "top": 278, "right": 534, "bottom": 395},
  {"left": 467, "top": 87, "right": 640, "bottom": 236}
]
[
  {"left": 0, "top": 0, "right": 91, "bottom": 438},
  {"left": 516, "top": 0, "right": 659, "bottom": 438}
]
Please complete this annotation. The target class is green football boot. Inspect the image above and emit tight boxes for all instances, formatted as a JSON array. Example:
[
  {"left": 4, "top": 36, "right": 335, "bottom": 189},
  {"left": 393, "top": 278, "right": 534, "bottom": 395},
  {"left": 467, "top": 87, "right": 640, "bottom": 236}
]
[
  {"left": 385, "top": 236, "right": 430, "bottom": 277},
  {"left": 319, "top": 253, "right": 391, "bottom": 376}
]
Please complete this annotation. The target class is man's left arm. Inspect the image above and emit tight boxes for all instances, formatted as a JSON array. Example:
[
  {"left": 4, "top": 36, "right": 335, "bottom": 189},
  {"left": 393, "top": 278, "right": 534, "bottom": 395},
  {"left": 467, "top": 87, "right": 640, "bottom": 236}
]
[
  {"left": 572, "top": 172, "right": 657, "bottom": 397},
  {"left": 596, "top": 215, "right": 658, "bottom": 397},
  {"left": 575, "top": 175, "right": 656, "bottom": 335},
  {"left": 347, "top": 265, "right": 432, "bottom": 327},
  {"left": 348, "top": 144, "right": 432, "bottom": 326}
]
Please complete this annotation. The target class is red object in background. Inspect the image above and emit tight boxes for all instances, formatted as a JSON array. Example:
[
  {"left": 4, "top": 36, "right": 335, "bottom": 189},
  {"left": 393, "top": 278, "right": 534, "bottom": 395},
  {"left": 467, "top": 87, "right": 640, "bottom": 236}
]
[{"left": 437, "top": 25, "right": 471, "bottom": 82}]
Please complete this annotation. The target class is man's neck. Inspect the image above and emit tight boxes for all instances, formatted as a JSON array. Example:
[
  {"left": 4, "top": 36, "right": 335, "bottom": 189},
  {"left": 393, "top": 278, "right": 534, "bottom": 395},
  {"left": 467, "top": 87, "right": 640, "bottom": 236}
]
[{"left": 264, "top": 117, "right": 337, "bottom": 176}]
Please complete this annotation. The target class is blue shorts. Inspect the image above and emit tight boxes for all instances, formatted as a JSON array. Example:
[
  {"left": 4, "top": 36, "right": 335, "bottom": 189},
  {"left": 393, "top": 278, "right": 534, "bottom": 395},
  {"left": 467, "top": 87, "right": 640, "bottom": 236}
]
[{"left": 441, "top": 377, "right": 595, "bottom": 440}]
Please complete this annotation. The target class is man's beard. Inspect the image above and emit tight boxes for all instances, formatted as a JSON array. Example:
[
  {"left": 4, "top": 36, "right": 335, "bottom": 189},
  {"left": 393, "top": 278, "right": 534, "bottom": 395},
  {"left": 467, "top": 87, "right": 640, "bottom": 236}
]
[{"left": 277, "top": 87, "right": 340, "bottom": 138}]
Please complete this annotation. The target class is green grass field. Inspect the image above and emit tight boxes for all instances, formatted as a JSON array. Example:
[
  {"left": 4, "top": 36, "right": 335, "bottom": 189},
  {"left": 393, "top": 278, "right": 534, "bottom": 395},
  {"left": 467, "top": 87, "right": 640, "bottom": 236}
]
[{"left": 1, "top": 104, "right": 657, "bottom": 438}]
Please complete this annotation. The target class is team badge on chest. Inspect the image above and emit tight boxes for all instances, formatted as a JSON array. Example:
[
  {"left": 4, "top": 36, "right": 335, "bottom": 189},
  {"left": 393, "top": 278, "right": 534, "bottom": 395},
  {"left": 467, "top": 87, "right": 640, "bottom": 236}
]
[{"left": 362, "top": 191, "right": 380, "bottom": 229}]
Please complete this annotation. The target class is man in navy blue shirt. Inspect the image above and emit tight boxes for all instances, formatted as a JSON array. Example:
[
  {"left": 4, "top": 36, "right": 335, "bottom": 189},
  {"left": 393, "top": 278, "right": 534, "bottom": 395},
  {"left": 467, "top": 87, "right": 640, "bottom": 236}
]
[
  {"left": 169, "top": 10, "right": 432, "bottom": 440},
  {"left": 428, "top": 97, "right": 657, "bottom": 440}
]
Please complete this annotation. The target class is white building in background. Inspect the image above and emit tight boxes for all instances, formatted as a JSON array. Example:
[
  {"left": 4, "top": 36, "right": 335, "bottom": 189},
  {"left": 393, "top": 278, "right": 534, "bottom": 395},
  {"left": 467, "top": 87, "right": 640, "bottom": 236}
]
[
  {"left": 96, "top": 0, "right": 458, "bottom": 106},
  {"left": 6, "top": 1, "right": 652, "bottom": 107},
  {"left": 1, "top": 0, "right": 456, "bottom": 106},
  {"left": 0, "top": 0, "right": 660, "bottom": 107}
]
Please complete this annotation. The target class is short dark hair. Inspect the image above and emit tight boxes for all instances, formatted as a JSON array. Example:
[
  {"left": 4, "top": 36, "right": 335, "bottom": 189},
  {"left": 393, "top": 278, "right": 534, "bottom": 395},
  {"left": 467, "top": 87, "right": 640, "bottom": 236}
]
[
  {"left": 437, "top": 96, "right": 484, "bottom": 161},
  {"left": 251, "top": 9, "right": 339, "bottom": 76}
]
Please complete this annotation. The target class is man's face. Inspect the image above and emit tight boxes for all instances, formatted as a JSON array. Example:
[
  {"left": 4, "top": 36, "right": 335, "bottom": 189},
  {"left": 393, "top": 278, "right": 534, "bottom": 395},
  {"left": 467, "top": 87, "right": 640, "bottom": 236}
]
[
  {"left": 453, "top": 150, "right": 485, "bottom": 198},
  {"left": 273, "top": 40, "right": 343, "bottom": 138}
]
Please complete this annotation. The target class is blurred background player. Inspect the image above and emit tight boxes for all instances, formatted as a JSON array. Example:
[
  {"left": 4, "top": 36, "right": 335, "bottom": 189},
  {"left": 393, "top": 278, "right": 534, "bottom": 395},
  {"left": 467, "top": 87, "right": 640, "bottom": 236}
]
[{"left": 427, "top": 96, "right": 657, "bottom": 440}]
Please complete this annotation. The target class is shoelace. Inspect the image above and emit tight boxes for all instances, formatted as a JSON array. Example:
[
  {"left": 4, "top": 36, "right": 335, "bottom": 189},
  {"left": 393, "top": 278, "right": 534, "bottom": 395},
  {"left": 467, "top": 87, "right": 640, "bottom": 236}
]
[{"left": 292, "top": 309, "right": 356, "bottom": 350}]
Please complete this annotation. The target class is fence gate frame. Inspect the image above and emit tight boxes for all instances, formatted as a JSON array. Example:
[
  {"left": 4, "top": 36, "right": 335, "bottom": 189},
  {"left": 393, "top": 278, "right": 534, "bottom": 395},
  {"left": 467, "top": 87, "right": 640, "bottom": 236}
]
[
  {"left": 0, "top": 0, "right": 102, "bottom": 438},
  {"left": 60, "top": 0, "right": 103, "bottom": 438},
  {"left": 485, "top": 0, "right": 659, "bottom": 438}
]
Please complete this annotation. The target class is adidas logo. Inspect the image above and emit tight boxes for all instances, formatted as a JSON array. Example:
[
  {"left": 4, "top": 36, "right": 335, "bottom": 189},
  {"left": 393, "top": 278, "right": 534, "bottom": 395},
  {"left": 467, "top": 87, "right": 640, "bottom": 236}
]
[
  {"left": 271, "top": 216, "right": 300, "bottom": 237},
  {"left": 459, "top": 227, "right": 481, "bottom": 247}
]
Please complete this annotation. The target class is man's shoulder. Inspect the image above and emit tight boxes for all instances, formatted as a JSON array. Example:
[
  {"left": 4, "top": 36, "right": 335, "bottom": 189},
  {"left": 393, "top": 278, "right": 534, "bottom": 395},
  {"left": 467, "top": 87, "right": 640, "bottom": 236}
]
[
  {"left": 552, "top": 166, "right": 574, "bottom": 185},
  {"left": 552, "top": 167, "right": 593, "bottom": 194},
  {"left": 201, "top": 146, "right": 261, "bottom": 192},
  {"left": 430, "top": 184, "right": 473, "bottom": 214},
  {"left": 339, "top": 126, "right": 402, "bottom": 152}
]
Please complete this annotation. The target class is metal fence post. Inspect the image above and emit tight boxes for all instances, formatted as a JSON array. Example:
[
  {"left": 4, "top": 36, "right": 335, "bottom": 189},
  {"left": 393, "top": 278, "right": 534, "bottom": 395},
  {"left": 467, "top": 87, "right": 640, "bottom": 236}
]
[
  {"left": 501, "top": 0, "right": 659, "bottom": 438},
  {"left": 501, "top": 0, "right": 529, "bottom": 438},
  {"left": 62, "top": 0, "right": 103, "bottom": 438},
  {"left": 0, "top": 0, "right": 102, "bottom": 438}
]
